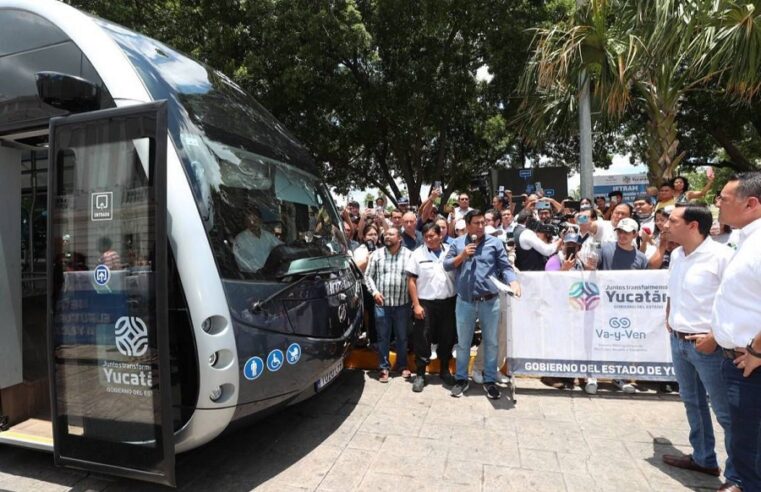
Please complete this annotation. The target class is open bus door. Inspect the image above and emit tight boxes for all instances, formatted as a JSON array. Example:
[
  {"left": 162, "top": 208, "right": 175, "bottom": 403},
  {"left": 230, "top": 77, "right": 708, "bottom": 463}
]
[{"left": 46, "top": 102, "right": 174, "bottom": 486}]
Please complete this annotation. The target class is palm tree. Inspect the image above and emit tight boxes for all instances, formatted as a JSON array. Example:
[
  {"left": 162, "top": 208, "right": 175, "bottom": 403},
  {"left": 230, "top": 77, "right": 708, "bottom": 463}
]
[{"left": 517, "top": 0, "right": 761, "bottom": 184}]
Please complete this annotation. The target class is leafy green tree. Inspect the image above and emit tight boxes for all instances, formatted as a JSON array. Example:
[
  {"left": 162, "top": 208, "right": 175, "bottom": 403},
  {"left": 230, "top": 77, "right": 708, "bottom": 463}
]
[
  {"left": 66, "top": 0, "right": 571, "bottom": 205},
  {"left": 517, "top": 0, "right": 761, "bottom": 184}
]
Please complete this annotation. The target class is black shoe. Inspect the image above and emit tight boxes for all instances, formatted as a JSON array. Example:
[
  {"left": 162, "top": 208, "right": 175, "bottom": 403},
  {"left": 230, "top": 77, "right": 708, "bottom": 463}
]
[
  {"left": 439, "top": 371, "right": 455, "bottom": 386},
  {"left": 450, "top": 379, "right": 469, "bottom": 398},
  {"left": 412, "top": 375, "right": 425, "bottom": 392},
  {"left": 484, "top": 383, "right": 501, "bottom": 400}
]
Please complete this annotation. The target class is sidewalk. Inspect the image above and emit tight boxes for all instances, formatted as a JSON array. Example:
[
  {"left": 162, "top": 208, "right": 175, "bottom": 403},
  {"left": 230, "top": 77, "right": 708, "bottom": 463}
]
[{"left": 0, "top": 370, "right": 726, "bottom": 491}]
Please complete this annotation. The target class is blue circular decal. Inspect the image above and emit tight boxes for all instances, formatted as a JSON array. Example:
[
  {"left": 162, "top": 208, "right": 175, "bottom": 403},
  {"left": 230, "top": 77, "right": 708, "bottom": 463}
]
[
  {"left": 243, "top": 356, "right": 264, "bottom": 380},
  {"left": 94, "top": 264, "right": 111, "bottom": 286},
  {"left": 286, "top": 343, "right": 302, "bottom": 365},
  {"left": 267, "top": 349, "right": 284, "bottom": 372}
]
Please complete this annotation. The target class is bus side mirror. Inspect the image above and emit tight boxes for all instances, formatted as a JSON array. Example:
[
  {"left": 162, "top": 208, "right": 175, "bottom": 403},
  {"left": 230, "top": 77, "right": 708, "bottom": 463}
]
[{"left": 35, "top": 71, "right": 101, "bottom": 113}]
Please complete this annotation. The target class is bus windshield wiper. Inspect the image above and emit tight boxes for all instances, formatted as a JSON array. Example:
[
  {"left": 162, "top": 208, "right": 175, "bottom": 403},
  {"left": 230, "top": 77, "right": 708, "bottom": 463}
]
[{"left": 250, "top": 268, "right": 336, "bottom": 313}]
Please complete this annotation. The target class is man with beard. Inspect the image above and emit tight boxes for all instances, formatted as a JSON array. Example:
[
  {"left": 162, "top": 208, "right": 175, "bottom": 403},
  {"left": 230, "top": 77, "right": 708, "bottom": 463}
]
[{"left": 365, "top": 227, "right": 413, "bottom": 382}]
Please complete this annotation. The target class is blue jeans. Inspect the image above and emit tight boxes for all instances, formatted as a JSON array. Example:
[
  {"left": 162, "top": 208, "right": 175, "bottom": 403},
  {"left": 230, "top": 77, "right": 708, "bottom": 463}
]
[
  {"left": 722, "top": 356, "right": 761, "bottom": 491},
  {"left": 670, "top": 335, "right": 738, "bottom": 485},
  {"left": 455, "top": 296, "right": 501, "bottom": 383},
  {"left": 375, "top": 304, "right": 410, "bottom": 371}
]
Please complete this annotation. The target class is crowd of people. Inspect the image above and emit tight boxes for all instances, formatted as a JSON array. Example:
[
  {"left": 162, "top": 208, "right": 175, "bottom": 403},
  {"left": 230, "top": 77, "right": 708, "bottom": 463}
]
[{"left": 341, "top": 171, "right": 761, "bottom": 491}]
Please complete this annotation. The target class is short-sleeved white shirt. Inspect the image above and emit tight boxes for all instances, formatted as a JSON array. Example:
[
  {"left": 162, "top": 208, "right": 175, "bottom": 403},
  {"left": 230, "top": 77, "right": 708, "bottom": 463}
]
[
  {"left": 712, "top": 218, "right": 761, "bottom": 348},
  {"left": 668, "top": 237, "right": 733, "bottom": 334},
  {"left": 405, "top": 244, "right": 456, "bottom": 300}
]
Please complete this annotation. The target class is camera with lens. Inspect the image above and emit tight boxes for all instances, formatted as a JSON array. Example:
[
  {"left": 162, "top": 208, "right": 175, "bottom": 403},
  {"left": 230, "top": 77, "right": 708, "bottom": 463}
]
[{"left": 537, "top": 223, "right": 559, "bottom": 238}]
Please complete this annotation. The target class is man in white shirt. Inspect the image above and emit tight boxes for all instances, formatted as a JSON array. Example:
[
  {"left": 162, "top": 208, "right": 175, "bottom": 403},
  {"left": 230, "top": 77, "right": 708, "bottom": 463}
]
[
  {"left": 406, "top": 223, "right": 457, "bottom": 391},
  {"left": 660, "top": 205, "right": 738, "bottom": 486},
  {"left": 500, "top": 209, "right": 516, "bottom": 235},
  {"left": 711, "top": 172, "right": 761, "bottom": 492},
  {"left": 515, "top": 211, "right": 560, "bottom": 271},
  {"left": 234, "top": 208, "right": 282, "bottom": 272},
  {"left": 451, "top": 193, "right": 474, "bottom": 221}
]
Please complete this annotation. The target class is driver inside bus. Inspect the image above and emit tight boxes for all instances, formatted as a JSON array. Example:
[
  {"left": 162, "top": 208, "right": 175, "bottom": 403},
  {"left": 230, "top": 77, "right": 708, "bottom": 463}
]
[{"left": 234, "top": 207, "right": 282, "bottom": 272}]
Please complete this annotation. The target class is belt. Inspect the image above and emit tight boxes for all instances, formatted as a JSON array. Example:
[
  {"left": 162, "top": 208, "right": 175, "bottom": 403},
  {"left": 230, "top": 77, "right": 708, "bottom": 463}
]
[
  {"left": 672, "top": 330, "right": 704, "bottom": 341},
  {"left": 722, "top": 348, "right": 742, "bottom": 360},
  {"left": 471, "top": 293, "right": 497, "bottom": 302}
]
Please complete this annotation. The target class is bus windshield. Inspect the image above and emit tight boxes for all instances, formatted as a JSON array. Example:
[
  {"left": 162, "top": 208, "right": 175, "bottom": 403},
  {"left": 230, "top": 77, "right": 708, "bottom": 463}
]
[{"left": 98, "top": 20, "right": 348, "bottom": 280}]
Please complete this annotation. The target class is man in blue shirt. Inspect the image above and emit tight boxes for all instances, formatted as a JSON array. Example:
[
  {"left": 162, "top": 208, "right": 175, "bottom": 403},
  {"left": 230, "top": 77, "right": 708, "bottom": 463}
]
[{"left": 444, "top": 209, "right": 521, "bottom": 399}]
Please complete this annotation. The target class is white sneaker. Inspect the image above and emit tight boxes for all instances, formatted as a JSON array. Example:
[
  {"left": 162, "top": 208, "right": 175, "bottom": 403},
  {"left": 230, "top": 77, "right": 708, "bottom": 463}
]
[
  {"left": 614, "top": 379, "right": 636, "bottom": 393},
  {"left": 430, "top": 343, "right": 438, "bottom": 360},
  {"left": 471, "top": 369, "right": 484, "bottom": 384},
  {"left": 584, "top": 378, "right": 598, "bottom": 395},
  {"left": 496, "top": 371, "right": 509, "bottom": 384}
]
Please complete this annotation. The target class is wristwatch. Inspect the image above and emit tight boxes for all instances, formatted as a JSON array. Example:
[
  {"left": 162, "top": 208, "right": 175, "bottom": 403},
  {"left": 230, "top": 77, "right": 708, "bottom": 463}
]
[{"left": 746, "top": 337, "right": 761, "bottom": 358}]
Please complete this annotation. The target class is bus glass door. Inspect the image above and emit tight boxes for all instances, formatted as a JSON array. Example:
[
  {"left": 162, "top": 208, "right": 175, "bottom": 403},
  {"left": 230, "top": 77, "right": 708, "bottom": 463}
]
[{"left": 47, "top": 102, "right": 174, "bottom": 486}]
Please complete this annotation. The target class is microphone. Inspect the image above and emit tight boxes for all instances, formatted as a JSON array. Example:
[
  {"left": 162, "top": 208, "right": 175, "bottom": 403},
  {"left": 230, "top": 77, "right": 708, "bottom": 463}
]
[{"left": 469, "top": 234, "right": 478, "bottom": 260}]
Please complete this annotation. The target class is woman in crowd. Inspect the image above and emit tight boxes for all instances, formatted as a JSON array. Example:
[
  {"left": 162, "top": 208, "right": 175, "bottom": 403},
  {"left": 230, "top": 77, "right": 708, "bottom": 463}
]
[
  {"left": 353, "top": 224, "right": 382, "bottom": 347},
  {"left": 672, "top": 173, "right": 714, "bottom": 204}
]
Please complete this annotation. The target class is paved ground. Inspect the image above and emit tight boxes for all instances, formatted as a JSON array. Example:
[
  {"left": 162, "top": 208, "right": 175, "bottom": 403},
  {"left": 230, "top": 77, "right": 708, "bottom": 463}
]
[{"left": 0, "top": 370, "right": 727, "bottom": 491}]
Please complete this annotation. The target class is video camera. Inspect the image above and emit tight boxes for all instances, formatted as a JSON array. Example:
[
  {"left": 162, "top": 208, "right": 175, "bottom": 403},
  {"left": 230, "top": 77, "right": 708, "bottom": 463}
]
[{"left": 537, "top": 223, "right": 559, "bottom": 238}]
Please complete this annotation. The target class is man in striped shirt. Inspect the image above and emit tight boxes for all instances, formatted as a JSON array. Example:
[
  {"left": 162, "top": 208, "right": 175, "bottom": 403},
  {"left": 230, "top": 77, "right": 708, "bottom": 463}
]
[{"left": 365, "top": 226, "right": 413, "bottom": 382}]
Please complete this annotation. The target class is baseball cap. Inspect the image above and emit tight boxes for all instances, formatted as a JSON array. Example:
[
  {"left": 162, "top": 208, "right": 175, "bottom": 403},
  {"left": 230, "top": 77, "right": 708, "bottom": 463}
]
[
  {"left": 563, "top": 232, "right": 581, "bottom": 244},
  {"left": 455, "top": 219, "right": 466, "bottom": 231},
  {"left": 615, "top": 217, "right": 639, "bottom": 233},
  {"left": 398, "top": 196, "right": 410, "bottom": 205},
  {"left": 485, "top": 225, "right": 497, "bottom": 235}
]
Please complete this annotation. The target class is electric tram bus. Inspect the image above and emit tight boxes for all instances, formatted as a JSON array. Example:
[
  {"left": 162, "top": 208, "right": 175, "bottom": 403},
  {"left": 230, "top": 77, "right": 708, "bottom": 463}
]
[{"left": 0, "top": 0, "right": 362, "bottom": 485}]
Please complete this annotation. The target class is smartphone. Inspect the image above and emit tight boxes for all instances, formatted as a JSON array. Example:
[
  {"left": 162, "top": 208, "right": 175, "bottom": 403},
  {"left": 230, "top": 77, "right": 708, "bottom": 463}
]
[
  {"left": 706, "top": 166, "right": 714, "bottom": 179},
  {"left": 498, "top": 185, "right": 505, "bottom": 198},
  {"left": 535, "top": 182, "right": 543, "bottom": 195},
  {"left": 536, "top": 201, "right": 551, "bottom": 210},
  {"left": 366, "top": 200, "right": 373, "bottom": 209},
  {"left": 564, "top": 200, "right": 581, "bottom": 211},
  {"left": 433, "top": 180, "right": 441, "bottom": 191},
  {"left": 577, "top": 214, "right": 590, "bottom": 224}
]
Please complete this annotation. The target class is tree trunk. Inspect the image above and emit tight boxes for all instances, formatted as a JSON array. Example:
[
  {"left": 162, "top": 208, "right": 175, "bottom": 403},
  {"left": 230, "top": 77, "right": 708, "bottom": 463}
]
[{"left": 644, "top": 100, "right": 683, "bottom": 185}]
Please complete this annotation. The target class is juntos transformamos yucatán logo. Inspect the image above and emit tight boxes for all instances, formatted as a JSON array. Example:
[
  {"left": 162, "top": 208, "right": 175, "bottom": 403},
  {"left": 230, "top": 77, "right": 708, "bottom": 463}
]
[{"left": 114, "top": 316, "right": 149, "bottom": 357}]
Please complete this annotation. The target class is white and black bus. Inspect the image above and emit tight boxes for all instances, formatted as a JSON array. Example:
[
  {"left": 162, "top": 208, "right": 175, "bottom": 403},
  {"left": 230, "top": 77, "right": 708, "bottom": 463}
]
[{"left": 0, "top": 0, "right": 362, "bottom": 485}]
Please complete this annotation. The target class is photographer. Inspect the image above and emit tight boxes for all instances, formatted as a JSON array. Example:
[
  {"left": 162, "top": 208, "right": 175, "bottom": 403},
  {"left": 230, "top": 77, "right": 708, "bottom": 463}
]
[
  {"left": 515, "top": 211, "right": 561, "bottom": 271},
  {"left": 359, "top": 204, "right": 387, "bottom": 241},
  {"left": 418, "top": 186, "right": 442, "bottom": 230},
  {"left": 545, "top": 232, "right": 585, "bottom": 271},
  {"left": 603, "top": 190, "right": 624, "bottom": 220}
]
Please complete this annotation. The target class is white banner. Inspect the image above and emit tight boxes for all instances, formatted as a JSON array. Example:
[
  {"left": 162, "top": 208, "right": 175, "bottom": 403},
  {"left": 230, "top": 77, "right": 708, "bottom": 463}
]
[{"left": 507, "top": 270, "right": 675, "bottom": 381}]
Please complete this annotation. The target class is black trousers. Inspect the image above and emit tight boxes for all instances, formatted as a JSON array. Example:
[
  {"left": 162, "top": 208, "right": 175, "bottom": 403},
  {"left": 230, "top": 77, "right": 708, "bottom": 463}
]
[{"left": 412, "top": 296, "right": 457, "bottom": 375}]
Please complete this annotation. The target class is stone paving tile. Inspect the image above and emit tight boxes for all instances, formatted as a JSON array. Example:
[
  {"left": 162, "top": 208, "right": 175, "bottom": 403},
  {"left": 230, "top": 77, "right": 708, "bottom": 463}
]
[
  {"left": 484, "top": 465, "right": 567, "bottom": 491},
  {"left": 315, "top": 448, "right": 374, "bottom": 491},
  {"left": 0, "top": 370, "right": 736, "bottom": 491}
]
